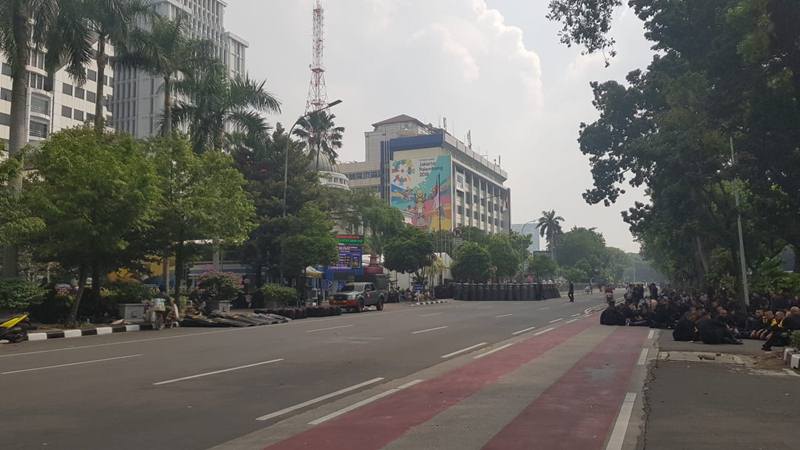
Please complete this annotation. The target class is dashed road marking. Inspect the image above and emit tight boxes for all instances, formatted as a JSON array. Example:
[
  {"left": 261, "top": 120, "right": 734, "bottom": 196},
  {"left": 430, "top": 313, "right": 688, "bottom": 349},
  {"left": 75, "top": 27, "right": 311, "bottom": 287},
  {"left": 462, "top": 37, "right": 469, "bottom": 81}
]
[
  {"left": 154, "top": 359, "right": 283, "bottom": 385},
  {"left": 441, "top": 342, "right": 487, "bottom": 359},
  {"left": 308, "top": 380, "right": 424, "bottom": 425},
  {"left": 474, "top": 343, "right": 514, "bottom": 359},
  {"left": 411, "top": 326, "right": 448, "bottom": 335},
  {"left": 606, "top": 393, "right": 637, "bottom": 450},
  {"left": 256, "top": 377, "right": 385, "bottom": 421},
  {"left": 2, "top": 354, "right": 142, "bottom": 375},
  {"left": 307, "top": 325, "right": 353, "bottom": 333},
  {"left": 512, "top": 326, "right": 537, "bottom": 336}
]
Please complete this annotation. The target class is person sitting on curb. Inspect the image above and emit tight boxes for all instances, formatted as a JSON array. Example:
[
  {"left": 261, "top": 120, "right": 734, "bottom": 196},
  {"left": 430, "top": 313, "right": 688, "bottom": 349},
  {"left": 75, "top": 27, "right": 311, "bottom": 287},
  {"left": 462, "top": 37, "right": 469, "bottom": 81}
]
[
  {"left": 673, "top": 312, "right": 698, "bottom": 341},
  {"left": 600, "top": 304, "right": 626, "bottom": 326},
  {"left": 762, "top": 308, "right": 800, "bottom": 351}
]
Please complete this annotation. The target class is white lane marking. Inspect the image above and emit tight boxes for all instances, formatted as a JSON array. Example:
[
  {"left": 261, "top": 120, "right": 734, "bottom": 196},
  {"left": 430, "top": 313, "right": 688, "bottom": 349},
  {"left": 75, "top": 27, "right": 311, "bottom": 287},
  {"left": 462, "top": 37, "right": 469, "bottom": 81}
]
[
  {"left": 420, "top": 312, "right": 443, "bottom": 317},
  {"left": 495, "top": 313, "right": 514, "bottom": 318},
  {"left": 539, "top": 306, "right": 550, "bottom": 310},
  {"left": 64, "top": 329, "right": 82, "bottom": 338},
  {"left": 565, "top": 318, "right": 579, "bottom": 324},
  {"left": 647, "top": 329, "right": 655, "bottom": 340},
  {"left": 512, "top": 326, "right": 537, "bottom": 336},
  {"left": 605, "top": 392, "right": 638, "bottom": 450},
  {"left": 256, "top": 377, "right": 385, "bottom": 421},
  {"left": 306, "top": 325, "right": 353, "bottom": 333},
  {"left": 549, "top": 318, "right": 564, "bottom": 324},
  {"left": 411, "top": 326, "right": 448, "bottom": 335},
  {"left": 571, "top": 313, "right": 582, "bottom": 317},
  {"left": 153, "top": 359, "right": 283, "bottom": 386},
  {"left": 1, "top": 305, "right": 434, "bottom": 359},
  {"left": 308, "top": 379, "right": 424, "bottom": 425},
  {"left": 637, "top": 349, "right": 649, "bottom": 366},
  {"left": 534, "top": 327, "right": 555, "bottom": 336},
  {"left": 1, "top": 354, "right": 142, "bottom": 375},
  {"left": 441, "top": 342, "right": 487, "bottom": 359},
  {"left": 474, "top": 343, "right": 514, "bottom": 359}
]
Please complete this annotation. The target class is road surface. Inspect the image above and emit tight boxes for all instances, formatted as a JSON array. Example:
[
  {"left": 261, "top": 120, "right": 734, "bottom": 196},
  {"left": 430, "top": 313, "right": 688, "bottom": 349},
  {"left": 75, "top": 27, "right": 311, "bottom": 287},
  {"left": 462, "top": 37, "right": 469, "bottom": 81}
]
[{"left": 1, "top": 294, "right": 654, "bottom": 450}]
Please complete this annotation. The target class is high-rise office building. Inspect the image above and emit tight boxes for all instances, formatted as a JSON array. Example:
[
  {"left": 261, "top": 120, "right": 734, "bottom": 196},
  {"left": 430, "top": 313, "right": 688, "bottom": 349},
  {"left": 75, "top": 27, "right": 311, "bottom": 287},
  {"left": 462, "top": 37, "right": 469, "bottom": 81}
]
[
  {"left": 111, "top": 0, "right": 248, "bottom": 138},
  {"left": 1, "top": 42, "right": 114, "bottom": 146}
]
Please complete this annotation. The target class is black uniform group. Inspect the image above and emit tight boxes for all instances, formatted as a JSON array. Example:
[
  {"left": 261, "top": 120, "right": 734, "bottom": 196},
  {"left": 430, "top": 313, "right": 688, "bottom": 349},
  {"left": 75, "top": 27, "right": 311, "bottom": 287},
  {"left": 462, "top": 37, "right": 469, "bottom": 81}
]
[{"left": 600, "top": 284, "right": 800, "bottom": 351}]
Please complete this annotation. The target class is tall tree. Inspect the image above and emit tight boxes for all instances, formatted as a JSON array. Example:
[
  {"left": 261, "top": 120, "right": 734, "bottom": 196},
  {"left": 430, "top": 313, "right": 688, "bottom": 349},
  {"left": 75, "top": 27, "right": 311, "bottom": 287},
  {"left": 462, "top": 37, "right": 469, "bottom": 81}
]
[
  {"left": 535, "top": 210, "right": 564, "bottom": 258},
  {"left": 145, "top": 135, "right": 256, "bottom": 300},
  {"left": 384, "top": 226, "right": 434, "bottom": 278},
  {"left": 27, "top": 128, "right": 159, "bottom": 325},
  {"left": 0, "top": 0, "right": 59, "bottom": 277},
  {"left": 173, "top": 63, "right": 281, "bottom": 153},
  {"left": 49, "top": 0, "right": 151, "bottom": 131},
  {"left": 118, "top": 15, "right": 212, "bottom": 135},
  {"left": 292, "top": 110, "right": 344, "bottom": 171},
  {"left": 450, "top": 241, "right": 491, "bottom": 283}
]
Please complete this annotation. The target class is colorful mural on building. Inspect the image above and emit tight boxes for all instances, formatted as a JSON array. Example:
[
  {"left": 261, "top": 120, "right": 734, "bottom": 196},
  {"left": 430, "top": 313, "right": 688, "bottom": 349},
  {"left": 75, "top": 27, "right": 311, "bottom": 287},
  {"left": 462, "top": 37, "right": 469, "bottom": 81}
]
[{"left": 390, "top": 153, "right": 452, "bottom": 231}]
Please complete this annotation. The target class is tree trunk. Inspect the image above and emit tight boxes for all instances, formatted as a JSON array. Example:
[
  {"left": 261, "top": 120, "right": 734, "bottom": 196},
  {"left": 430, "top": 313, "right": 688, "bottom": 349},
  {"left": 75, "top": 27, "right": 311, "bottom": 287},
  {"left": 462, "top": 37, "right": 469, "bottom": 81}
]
[
  {"left": 91, "top": 262, "right": 102, "bottom": 305},
  {"left": 94, "top": 36, "right": 107, "bottom": 131},
  {"left": 173, "top": 241, "right": 183, "bottom": 304},
  {"left": 162, "top": 76, "right": 172, "bottom": 135},
  {"left": 695, "top": 235, "right": 709, "bottom": 275},
  {"left": 68, "top": 265, "right": 88, "bottom": 326},
  {"left": 2, "top": 10, "right": 33, "bottom": 278}
]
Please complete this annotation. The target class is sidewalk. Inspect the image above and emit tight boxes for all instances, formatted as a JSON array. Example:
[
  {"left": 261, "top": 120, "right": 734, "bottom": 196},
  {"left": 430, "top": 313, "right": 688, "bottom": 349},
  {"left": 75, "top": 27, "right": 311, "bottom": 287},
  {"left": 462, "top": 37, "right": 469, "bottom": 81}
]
[{"left": 642, "top": 333, "right": 799, "bottom": 449}]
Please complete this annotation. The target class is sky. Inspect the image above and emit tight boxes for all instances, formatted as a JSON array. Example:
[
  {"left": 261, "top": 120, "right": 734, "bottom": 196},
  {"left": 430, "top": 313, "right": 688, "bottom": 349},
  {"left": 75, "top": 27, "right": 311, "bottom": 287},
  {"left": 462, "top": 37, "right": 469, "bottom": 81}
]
[{"left": 225, "top": 0, "right": 655, "bottom": 253}]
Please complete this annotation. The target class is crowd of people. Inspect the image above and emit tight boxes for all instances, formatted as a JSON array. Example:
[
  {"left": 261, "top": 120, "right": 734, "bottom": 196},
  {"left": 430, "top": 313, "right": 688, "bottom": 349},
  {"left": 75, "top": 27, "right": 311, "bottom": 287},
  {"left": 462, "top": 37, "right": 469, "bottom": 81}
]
[{"left": 600, "top": 283, "right": 800, "bottom": 351}]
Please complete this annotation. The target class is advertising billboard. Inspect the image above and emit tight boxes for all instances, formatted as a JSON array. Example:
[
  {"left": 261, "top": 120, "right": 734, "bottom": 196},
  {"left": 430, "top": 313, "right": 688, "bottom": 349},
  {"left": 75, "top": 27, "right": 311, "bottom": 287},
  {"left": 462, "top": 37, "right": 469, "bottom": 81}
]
[
  {"left": 334, "top": 234, "right": 363, "bottom": 270},
  {"left": 390, "top": 153, "right": 452, "bottom": 231}
]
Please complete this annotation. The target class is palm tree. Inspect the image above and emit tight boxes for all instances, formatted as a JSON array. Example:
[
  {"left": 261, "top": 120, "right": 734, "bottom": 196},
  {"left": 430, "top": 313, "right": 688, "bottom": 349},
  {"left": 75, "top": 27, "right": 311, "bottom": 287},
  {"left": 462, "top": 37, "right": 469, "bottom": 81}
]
[
  {"left": 292, "top": 110, "right": 344, "bottom": 171},
  {"left": 117, "top": 15, "right": 213, "bottom": 135},
  {"left": 0, "top": 0, "right": 59, "bottom": 277},
  {"left": 536, "top": 210, "right": 564, "bottom": 259},
  {"left": 47, "top": 0, "right": 151, "bottom": 131},
  {"left": 172, "top": 63, "right": 281, "bottom": 153}
]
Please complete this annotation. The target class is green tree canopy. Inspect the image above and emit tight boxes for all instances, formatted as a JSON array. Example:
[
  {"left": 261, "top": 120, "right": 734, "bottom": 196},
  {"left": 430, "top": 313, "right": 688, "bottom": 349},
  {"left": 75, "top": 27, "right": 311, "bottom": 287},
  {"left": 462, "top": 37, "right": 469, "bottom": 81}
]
[
  {"left": 145, "top": 135, "right": 255, "bottom": 298},
  {"left": 27, "top": 128, "right": 160, "bottom": 324},
  {"left": 450, "top": 241, "right": 491, "bottom": 283},
  {"left": 528, "top": 253, "right": 558, "bottom": 281},
  {"left": 487, "top": 233, "right": 521, "bottom": 280},
  {"left": 384, "top": 226, "right": 434, "bottom": 275},
  {"left": 279, "top": 205, "right": 337, "bottom": 280}
]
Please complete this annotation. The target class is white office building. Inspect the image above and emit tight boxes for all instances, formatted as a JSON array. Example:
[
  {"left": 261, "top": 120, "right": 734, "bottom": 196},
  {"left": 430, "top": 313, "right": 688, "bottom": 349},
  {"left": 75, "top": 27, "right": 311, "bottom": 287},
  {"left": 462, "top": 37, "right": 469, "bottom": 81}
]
[
  {"left": 0, "top": 42, "right": 114, "bottom": 147},
  {"left": 111, "top": 0, "right": 248, "bottom": 138}
]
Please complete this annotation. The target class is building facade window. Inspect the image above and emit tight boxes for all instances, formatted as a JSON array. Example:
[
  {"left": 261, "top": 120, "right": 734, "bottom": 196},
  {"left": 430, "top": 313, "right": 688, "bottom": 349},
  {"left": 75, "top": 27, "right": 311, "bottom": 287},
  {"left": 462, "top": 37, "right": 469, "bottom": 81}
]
[
  {"left": 74, "top": 86, "right": 85, "bottom": 99},
  {"left": 63, "top": 83, "right": 73, "bottom": 96},
  {"left": 0, "top": 88, "right": 11, "bottom": 101},
  {"left": 1, "top": 63, "right": 12, "bottom": 76},
  {"left": 28, "top": 72, "right": 46, "bottom": 90},
  {"left": 87, "top": 91, "right": 97, "bottom": 103},
  {"left": 74, "top": 110, "right": 84, "bottom": 121},
  {"left": 29, "top": 120, "right": 48, "bottom": 138},
  {"left": 30, "top": 95, "right": 49, "bottom": 115},
  {"left": 61, "top": 105, "right": 72, "bottom": 118}
]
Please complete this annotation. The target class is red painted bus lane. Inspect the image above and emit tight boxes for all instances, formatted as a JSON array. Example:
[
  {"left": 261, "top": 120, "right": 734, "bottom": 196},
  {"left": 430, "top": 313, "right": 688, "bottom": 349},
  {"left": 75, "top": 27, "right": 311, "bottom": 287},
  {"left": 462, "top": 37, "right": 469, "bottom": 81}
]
[
  {"left": 264, "top": 318, "right": 598, "bottom": 450},
  {"left": 482, "top": 327, "right": 648, "bottom": 450}
]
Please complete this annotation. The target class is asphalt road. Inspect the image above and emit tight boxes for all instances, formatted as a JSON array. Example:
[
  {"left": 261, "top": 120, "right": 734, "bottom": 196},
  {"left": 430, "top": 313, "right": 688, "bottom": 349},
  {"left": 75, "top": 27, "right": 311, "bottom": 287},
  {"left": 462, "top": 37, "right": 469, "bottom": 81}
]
[{"left": 1, "top": 294, "right": 617, "bottom": 450}]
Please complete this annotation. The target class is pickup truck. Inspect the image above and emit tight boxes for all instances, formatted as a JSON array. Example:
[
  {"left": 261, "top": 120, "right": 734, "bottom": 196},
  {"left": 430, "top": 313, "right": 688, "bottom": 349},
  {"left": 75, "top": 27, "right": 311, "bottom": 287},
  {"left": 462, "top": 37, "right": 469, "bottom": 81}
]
[{"left": 330, "top": 282, "right": 385, "bottom": 312}]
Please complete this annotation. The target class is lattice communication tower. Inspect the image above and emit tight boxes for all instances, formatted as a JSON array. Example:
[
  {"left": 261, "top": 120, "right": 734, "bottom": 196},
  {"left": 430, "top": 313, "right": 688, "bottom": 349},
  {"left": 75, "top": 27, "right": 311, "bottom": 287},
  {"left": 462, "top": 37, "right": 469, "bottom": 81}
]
[{"left": 305, "top": 0, "right": 327, "bottom": 112}]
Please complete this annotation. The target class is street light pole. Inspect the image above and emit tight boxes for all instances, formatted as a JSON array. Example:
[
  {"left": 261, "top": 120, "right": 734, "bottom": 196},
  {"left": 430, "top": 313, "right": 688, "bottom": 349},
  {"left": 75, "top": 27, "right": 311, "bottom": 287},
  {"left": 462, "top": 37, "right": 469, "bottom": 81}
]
[
  {"left": 282, "top": 99, "right": 342, "bottom": 218},
  {"left": 731, "top": 137, "right": 750, "bottom": 307}
]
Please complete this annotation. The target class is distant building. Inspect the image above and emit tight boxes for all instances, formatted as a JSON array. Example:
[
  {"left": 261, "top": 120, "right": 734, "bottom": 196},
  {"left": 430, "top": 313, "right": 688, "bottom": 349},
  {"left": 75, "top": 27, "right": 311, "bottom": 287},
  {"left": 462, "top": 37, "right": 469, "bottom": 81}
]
[
  {"left": 511, "top": 224, "right": 541, "bottom": 253},
  {"left": 1, "top": 43, "right": 114, "bottom": 145},
  {"left": 339, "top": 114, "right": 511, "bottom": 234},
  {"left": 111, "top": 0, "right": 248, "bottom": 138}
]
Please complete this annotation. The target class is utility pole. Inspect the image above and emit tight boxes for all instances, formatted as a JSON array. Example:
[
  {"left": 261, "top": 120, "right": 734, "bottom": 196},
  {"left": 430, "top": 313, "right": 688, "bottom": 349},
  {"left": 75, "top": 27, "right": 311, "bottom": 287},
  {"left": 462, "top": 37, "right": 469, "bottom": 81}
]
[{"left": 731, "top": 137, "right": 750, "bottom": 306}]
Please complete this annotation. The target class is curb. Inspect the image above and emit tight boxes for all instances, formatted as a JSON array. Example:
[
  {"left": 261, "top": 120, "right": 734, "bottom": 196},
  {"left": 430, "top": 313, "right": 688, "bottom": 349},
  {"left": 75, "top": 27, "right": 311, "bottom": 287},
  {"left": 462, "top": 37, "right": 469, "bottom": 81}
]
[
  {"left": 26, "top": 323, "right": 155, "bottom": 341},
  {"left": 409, "top": 300, "right": 449, "bottom": 307}
]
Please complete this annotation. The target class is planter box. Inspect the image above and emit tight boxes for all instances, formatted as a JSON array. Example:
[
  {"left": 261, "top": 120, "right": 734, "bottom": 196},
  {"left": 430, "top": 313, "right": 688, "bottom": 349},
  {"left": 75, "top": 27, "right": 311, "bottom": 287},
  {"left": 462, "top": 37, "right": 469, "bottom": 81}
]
[
  {"left": 783, "top": 348, "right": 798, "bottom": 363},
  {"left": 207, "top": 300, "right": 231, "bottom": 313},
  {"left": 118, "top": 303, "right": 145, "bottom": 321}
]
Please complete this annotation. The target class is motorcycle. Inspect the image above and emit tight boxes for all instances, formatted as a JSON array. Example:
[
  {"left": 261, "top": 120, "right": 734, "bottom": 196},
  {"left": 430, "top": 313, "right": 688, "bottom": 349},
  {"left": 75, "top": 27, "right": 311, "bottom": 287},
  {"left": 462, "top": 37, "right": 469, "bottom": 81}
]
[{"left": 1, "top": 313, "right": 32, "bottom": 343}]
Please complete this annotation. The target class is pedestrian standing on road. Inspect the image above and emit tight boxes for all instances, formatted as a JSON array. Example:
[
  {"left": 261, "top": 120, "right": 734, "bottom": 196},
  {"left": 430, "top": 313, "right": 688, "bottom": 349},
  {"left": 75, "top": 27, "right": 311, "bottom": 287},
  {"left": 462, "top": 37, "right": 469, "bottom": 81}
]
[{"left": 568, "top": 281, "right": 575, "bottom": 302}]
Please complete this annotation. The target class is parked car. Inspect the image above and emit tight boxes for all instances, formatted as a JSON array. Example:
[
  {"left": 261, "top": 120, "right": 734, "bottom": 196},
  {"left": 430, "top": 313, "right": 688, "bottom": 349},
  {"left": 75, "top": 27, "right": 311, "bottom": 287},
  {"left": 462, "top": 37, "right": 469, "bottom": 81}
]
[{"left": 330, "top": 282, "right": 386, "bottom": 312}]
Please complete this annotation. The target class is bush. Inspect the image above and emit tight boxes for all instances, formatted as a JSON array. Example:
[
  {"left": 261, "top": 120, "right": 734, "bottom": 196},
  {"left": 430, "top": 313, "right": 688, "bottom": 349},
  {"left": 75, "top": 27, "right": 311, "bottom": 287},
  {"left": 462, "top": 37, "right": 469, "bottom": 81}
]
[
  {"left": 104, "top": 280, "right": 156, "bottom": 304},
  {"left": 0, "top": 278, "right": 45, "bottom": 312},
  {"left": 258, "top": 284, "right": 297, "bottom": 308},
  {"left": 30, "top": 286, "right": 73, "bottom": 323},
  {"left": 197, "top": 271, "right": 240, "bottom": 302}
]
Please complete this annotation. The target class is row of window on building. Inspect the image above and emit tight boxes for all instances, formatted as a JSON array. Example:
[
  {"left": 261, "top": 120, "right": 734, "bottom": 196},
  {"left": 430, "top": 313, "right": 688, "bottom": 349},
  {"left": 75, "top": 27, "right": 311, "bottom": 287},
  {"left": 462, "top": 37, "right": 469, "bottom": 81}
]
[{"left": 346, "top": 170, "right": 381, "bottom": 180}]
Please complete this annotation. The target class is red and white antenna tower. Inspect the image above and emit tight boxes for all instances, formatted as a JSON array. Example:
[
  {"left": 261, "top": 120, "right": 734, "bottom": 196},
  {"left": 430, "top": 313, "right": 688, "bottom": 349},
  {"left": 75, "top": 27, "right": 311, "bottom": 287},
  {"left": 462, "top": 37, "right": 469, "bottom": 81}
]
[{"left": 305, "top": 0, "right": 327, "bottom": 113}]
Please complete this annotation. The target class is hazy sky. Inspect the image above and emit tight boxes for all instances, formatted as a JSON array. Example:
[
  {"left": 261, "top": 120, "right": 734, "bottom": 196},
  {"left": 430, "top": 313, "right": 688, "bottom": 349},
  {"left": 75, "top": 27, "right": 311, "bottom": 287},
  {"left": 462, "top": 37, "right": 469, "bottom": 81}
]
[{"left": 226, "top": 0, "right": 654, "bottom": 252}]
